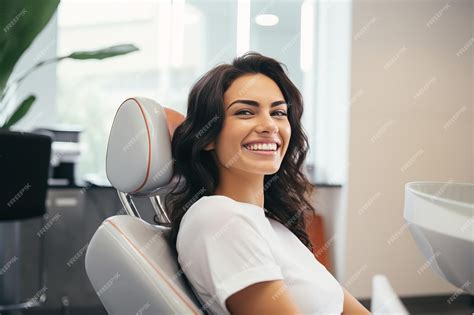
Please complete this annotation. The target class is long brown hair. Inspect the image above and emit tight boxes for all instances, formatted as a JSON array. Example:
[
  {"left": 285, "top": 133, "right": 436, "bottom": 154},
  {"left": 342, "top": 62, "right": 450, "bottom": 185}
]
[{"left": 162, "top": 52, "right": 316, "bottom": 255}]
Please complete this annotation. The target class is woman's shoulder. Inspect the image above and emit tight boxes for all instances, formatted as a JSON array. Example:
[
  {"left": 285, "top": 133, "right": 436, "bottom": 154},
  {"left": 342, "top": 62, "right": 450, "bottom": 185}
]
[
  {"left": 177, "top": 195, "right": 240, "bottom": 236},
  {"left": 184, "top": 195, "right": 267, "bottom": 225},
  {"left": 176, "top": 195, "right": 265, "bottom": 247},
  {"left": 183, "top": 195, "right": 240, "bottom": 221}
]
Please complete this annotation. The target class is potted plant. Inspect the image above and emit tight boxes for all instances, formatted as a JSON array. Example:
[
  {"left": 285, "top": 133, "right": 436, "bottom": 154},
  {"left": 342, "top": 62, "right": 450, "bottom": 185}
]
[{"left": 0, "top": 0, "right": 139, "bottom": 129}]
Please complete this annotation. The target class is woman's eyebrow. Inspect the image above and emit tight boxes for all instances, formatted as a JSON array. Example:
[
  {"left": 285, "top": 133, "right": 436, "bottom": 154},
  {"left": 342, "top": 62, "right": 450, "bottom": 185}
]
[{"left": 226, "top": 99, "right": 287, "bottom": 110}]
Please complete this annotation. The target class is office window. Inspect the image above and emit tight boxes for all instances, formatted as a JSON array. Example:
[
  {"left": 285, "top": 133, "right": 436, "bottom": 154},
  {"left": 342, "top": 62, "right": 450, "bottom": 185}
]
[{"left": 55, "top": 0, "right": 351, "bottom": 185}]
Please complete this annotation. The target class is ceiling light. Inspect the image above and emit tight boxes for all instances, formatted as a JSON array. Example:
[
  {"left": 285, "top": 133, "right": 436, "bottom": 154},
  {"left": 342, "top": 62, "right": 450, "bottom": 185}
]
[{"left": 255, "top": 14, "right": 279, "bottom": 26}]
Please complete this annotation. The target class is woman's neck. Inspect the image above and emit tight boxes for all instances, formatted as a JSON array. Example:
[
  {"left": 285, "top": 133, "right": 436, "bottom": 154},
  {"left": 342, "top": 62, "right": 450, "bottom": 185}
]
[{"left": 213, "top": 169, "right": 265, "bottom": 209}]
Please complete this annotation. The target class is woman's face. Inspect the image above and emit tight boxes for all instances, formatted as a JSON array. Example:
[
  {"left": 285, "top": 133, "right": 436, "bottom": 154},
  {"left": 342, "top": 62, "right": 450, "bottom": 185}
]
[{"left": 206, "top": 73, "right": 291, "bottom": 175}]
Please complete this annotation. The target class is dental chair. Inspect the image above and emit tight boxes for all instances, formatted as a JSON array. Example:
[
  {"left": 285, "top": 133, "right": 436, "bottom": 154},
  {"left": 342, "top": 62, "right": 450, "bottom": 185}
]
[
  {"left": 84, "top": 97, "right": 204, "bottom": 314},
  {"left": 85, "top": 97, "right": 408, "bottom": 315}
]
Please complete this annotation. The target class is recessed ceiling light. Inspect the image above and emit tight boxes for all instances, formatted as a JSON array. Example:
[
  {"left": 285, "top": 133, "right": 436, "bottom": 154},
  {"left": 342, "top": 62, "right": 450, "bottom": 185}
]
[{"left": 255, "top": 14, "right": 279, "bottom": 26}]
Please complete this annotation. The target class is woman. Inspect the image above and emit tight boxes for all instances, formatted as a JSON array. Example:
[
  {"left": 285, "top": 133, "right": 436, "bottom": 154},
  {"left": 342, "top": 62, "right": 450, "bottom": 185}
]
[{"left": 164, "top": 52, "right": 370, "bottom": 315}]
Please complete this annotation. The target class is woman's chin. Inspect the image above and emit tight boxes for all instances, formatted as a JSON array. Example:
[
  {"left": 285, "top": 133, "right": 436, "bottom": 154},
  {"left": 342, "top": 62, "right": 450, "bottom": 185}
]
[{"left": 243, "top": 163, "right": 281, "bottom": 175}]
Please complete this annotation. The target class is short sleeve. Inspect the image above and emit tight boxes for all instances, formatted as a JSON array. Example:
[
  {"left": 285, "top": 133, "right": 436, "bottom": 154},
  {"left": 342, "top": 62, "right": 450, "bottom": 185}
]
[{"left": 176, "top": 201, "right": 284, "bottom": 313}]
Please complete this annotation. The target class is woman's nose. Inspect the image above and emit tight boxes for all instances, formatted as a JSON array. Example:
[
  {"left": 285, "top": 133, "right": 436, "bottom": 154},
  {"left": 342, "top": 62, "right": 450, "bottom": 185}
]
[{"left": 255, "top": 114, "right": 279, "bottom": 134}]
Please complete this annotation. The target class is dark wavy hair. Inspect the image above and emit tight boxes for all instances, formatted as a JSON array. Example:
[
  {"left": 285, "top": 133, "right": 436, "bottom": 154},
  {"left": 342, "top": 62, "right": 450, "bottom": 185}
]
[{"left": 162, "top": 52, "right": 316, "bottom": 256}]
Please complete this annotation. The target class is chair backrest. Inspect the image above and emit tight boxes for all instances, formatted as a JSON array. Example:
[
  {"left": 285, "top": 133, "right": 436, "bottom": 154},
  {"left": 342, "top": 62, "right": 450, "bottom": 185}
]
[
  {"left": 85, "top": 215, "right": 203, "bottom": 314},
  {"left": 85, "top": 97, "right": 204, "bottom": 315}
]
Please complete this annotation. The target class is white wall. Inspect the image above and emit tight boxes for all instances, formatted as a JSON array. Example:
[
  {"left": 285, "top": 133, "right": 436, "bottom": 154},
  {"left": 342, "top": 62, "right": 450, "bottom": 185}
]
[
  {"left": 309, "top": 185, "right": 346, "bottom": 280},
  {"left": 344, "top": 0, "right": 473, "bottom": 298}
]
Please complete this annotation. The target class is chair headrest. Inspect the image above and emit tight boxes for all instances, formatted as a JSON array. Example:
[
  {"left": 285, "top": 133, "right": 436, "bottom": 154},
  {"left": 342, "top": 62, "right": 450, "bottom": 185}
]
[{"left": 106, "top": 97, "right": 185, "bottom": 196}]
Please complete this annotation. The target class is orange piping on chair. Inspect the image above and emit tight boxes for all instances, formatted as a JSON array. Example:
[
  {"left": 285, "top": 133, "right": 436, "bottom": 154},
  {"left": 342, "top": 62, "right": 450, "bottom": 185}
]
[{"left": 104, "top": 219, "right": 201, "bottom": 314}]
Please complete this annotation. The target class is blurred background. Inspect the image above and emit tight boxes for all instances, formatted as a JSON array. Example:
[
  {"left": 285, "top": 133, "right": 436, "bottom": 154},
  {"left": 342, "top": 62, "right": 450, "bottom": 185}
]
[{"left": 0, "top": 0, "right": 472, "bottom": 314}]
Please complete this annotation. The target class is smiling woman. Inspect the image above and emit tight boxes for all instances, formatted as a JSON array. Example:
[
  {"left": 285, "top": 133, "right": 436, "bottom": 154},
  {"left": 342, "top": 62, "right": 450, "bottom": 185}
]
[
  {"left": 163, "top": 52, "right": 370, "bottom": 315},
  {"left": 166, "top": 52, "right": 313, "bottom": 255},
  {"left": 205, "top": 73, "right": 291, "bottom": 179}
]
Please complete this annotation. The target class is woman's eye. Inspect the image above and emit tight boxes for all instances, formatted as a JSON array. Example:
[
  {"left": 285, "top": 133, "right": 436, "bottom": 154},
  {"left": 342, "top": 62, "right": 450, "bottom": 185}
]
[
  {"left": 273, "top": 110, "right": 288, "bottom": 116},
  {"left": 236, "top": 110, "right": 253, "bottom": 115},
  {"left": 235, "top": 110, "right": 287, "bottom": 116}
]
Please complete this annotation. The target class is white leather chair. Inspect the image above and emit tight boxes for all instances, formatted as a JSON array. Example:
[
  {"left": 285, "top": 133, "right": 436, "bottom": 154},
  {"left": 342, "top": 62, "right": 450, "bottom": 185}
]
[
  {"left": 85, "top": 97, "right": 204, "bottom": 315},
  {"left": 85, "top": 97, "right": 408, "bottom": 315}
]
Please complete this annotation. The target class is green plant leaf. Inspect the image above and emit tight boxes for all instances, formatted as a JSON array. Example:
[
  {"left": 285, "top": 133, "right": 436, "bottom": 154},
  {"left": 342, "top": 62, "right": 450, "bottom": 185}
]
[
  {"left": 0, "top": 0, "right": 60, "bottom": 95},
  {"left": 0, "top": 42, "right": 139, "bottom": 127},
  {"left": 2, "top": 95, "right": 36, "bottom": 129},
  {"left": 67, "top": 44, "right": 139, "bottom": 60}
]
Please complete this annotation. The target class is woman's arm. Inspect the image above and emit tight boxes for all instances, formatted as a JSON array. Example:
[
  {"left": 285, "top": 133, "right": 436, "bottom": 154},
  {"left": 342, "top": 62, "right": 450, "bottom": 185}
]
[
  {"left": 341, "top": 287, "right": 372, "bottom": 315},
  {"left": 226, "top": 280, "right": 303, "bottom": 315}
]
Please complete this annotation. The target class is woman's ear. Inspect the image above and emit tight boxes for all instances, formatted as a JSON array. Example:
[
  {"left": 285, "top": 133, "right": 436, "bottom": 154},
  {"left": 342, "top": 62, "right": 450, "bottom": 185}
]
[{"left": 204, "top": 142, "right": 215, "bottom": 151}]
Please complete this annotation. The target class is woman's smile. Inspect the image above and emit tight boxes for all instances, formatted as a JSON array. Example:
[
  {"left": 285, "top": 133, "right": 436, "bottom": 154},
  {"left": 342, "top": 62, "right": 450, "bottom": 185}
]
[{"left": 242, "top": 144, "right": 280, "bottom": 156}]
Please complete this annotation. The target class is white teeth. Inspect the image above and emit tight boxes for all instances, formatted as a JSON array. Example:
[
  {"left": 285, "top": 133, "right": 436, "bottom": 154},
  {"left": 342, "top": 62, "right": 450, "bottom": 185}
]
[{"left": 243, "top": 143, "right": 277, "bottom": 151}]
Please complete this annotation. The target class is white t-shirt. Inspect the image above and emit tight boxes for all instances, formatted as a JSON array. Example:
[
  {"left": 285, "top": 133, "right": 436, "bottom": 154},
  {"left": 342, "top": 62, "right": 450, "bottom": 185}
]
[{"left": 176, "top": 195, "right": 344, "bottom": 315}]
